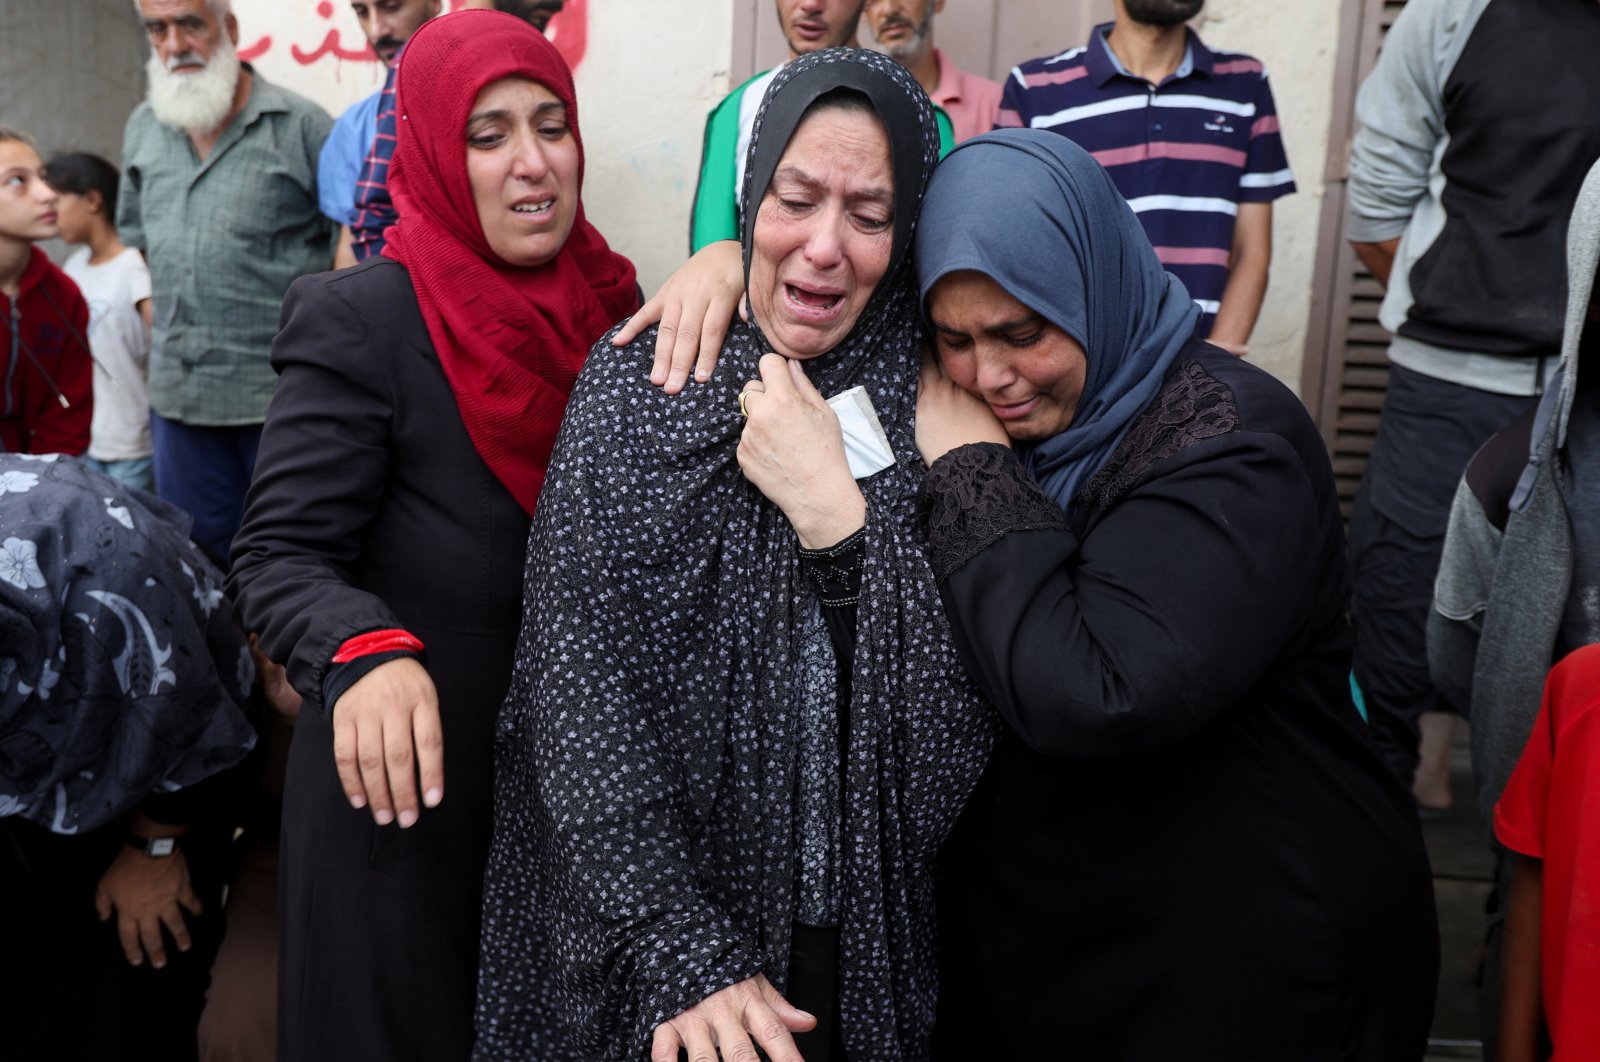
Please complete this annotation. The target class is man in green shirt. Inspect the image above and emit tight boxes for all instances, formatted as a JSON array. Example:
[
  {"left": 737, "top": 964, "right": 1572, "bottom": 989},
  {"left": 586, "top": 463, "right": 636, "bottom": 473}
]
[
  {"left": 120, "top": 0, "right": 332, "bottom": 563},
  {"left": 689, "top": 0, "right": 953, "bottom": 252}
]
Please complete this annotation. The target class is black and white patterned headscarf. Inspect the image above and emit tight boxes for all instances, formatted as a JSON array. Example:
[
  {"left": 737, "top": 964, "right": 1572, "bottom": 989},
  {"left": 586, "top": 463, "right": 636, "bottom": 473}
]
[
  {"left": 476, "top": 49, "right": 996, "bottom": 1061},
  {"left": 0, "top": 455, "right": 256, "bottom": 835}
]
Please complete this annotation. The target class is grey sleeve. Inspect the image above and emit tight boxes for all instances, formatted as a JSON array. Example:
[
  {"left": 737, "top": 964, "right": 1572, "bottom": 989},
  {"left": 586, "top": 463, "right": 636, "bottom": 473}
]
[
  {"left": 1427, "top": 475, "right": 1500, "bottom": 719},
  {"left": 116, "top": 111, "right": 146, "bottom": 252},
  {"left": 1345, "top": 0, "right": 1487, "bottom": 243}
]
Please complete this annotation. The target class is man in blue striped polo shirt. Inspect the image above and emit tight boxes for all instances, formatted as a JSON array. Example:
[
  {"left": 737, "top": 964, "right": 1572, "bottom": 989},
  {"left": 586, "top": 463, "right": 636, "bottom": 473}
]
[{"left": 999, "top": 0, "right": 1294, "bottom": 354}]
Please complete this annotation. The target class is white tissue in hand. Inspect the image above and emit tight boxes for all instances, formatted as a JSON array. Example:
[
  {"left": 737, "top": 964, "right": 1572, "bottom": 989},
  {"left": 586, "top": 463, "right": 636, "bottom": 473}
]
[{"left": 827, "top": 386, "right": 896, "bottom": 480}]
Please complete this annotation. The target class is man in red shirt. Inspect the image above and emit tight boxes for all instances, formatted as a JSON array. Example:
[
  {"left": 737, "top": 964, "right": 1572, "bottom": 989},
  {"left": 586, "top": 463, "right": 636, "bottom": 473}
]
[{"left": 0, "top": 126, "right": 91, "bottom": 456}]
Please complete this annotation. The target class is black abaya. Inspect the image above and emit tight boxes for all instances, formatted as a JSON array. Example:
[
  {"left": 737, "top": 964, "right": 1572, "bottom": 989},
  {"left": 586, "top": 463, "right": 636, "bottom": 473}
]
[{"left": 925, "top": 345, "right": 1439, "bottom": 1061}]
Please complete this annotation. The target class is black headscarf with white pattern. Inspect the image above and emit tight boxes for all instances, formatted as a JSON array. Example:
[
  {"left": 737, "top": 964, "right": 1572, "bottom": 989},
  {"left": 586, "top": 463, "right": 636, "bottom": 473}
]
[
  {"left": 0, "top": 455, "right": 256, "bottom": 835},
  {"left": 475, "top": 49, "right": 996, "bottom": 1060}
]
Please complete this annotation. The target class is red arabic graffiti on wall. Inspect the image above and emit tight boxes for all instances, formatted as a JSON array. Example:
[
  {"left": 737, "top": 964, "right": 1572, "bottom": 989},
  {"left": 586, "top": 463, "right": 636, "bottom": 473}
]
[{"left": 238, "top": 0, "right": 589, "bottom": 74}]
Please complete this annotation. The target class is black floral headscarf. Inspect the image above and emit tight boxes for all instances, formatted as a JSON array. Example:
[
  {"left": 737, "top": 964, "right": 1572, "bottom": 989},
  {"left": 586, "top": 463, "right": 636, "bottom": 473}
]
[
  {"left": 0, "top": 455, "right": 256, "bottom": 835},
  {"left": 475, "top": 49, "right": 996, "bottom": 1060}
]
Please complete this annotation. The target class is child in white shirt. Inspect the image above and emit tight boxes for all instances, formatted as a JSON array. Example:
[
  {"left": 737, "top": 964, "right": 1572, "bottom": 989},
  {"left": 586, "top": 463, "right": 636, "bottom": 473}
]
[{"left": 46, "top": 153, "right": 154, "bottom": 491}]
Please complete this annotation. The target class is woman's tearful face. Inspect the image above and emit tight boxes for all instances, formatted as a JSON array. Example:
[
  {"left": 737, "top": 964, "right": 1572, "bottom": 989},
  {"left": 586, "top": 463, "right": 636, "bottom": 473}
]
[
  {"left": 748, "top": 105, "right": 894, "bottom": 360},
  {"left": 927, "top": 269, "right": 1089, "bottom": 442}
]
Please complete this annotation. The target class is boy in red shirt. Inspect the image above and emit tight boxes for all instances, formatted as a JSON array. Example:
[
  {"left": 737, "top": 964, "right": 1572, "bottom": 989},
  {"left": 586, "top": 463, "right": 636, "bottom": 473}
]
[
  {"left": 1494, "top": 644, "right": 1600, "bottom": 1062},
  {"left": 0, "top": 125, "right": 91, "bottom": 455}
]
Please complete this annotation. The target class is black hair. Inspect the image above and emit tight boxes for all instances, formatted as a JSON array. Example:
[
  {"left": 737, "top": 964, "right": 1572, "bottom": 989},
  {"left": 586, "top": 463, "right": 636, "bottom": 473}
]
[
  {"left": 42, "top": 152, "right": 121, "bottom": 217},
  {"left": 802, "top": 86, "right": 877, "bottom": 123}
]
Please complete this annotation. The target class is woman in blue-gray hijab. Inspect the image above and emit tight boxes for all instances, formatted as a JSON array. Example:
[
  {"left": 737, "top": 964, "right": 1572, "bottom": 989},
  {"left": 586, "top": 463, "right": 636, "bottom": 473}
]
[{"left": 912, "top": 130, "right": 1439, "bottom": 1061}]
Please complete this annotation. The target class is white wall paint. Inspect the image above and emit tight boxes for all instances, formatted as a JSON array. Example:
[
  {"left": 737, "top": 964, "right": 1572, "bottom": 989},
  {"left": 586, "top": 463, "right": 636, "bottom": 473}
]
[
  {"left": 236, "top": 0, "right": 734, "bottom": 291},
  {"left": 1193, "top": 0, "right": 1340, "bottom": 393}
]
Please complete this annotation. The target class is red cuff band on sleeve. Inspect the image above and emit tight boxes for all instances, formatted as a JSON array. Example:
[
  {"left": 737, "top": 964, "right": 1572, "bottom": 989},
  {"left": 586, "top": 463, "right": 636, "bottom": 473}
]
[{"left": 331, "top": 628, "right": 426, "bottom": 664}]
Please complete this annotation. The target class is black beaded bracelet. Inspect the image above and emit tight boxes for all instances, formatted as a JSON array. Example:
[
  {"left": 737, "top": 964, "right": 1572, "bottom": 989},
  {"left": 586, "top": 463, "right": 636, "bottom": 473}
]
[
  {"left": 798, "top": 526, "right": 866, "bottom": 607},
  {"left": 796, "top": 525, "right": 866, "bottom": 559}
]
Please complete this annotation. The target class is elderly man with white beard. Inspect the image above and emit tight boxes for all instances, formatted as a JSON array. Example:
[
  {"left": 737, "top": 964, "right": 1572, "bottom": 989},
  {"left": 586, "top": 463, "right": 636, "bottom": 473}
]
[{"left": 119, "top": 0, "right": 332, "bottom": 566}]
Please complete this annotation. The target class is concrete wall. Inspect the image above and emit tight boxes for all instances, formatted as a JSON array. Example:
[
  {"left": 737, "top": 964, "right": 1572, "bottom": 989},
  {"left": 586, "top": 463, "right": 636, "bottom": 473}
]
[
  {"left": 1192, "top": 0, "right": 1341, "bottom": 393},
  {"left": 238, "top": 0, "right": 734, "bottom": 292},
  {"left": 0, "top": 0, "right": 147, "bottom": 261},
  {"left": 0, "top": 0, "right": 146, "bottom": 161}
]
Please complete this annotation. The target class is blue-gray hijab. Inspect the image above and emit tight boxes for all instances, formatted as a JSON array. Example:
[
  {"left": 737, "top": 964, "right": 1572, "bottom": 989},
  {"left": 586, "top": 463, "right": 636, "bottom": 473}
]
[{"left": 916, "top": 129, "right": 1201, "bottom": 507}]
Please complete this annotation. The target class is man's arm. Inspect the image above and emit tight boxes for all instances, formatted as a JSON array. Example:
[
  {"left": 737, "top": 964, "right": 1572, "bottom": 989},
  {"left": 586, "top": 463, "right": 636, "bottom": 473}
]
[
  {"left": 1351, "top": 237, "right": 1400, "bottom": 290},
  {"left": 317, "top": 106, "right": 365, "bottom": 234},
  {"left": 115, "top": 118, "right": 147, "bottom": 253},
  {"left": 94, "top": 809, "right": 200, "bottom": 969},
  {"left": 334, "top": 226, "right": 356, "bottom": 270},
  {"left": 1346, "top": 0, "right": 1455, "bottom": 268},
  {"left": 1216, "top": 65, "right": 1295, "bottom": 356},
  {"left": 1496, "top": 855, "right": 1543, "bottom": 1062},
  {"left": 1209, "top": 202, "right": 1272, "bottom": 355}
]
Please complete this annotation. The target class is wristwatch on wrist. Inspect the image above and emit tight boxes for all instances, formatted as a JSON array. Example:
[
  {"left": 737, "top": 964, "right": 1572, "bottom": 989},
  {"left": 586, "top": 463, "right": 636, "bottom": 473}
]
[{"left": 126, "top": 833, "right": 179, "bottom": 858}]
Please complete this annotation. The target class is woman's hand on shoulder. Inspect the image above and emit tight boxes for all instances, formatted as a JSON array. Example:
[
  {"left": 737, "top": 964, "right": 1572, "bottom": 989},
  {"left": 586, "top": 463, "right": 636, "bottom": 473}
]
[
  {"left": 737, "top": 354, "right": 866, "bottom": 549},
  {"left": 331, "top": 657, "right": 443, "bottom": 829},
  {"left": 651, "top": 973, "right": 815, "bottom": 1062},
  {"left": 915, "top": 345, "right": 1010, "bottom": 467},
  {"left": 614, "top": 239, "right": 746, "bottom": 394}
]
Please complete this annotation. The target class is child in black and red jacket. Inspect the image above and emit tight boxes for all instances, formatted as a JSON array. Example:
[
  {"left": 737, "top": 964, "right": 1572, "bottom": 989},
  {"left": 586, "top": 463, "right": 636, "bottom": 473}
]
[{"left": 0, "top": 124, "right": 91, "bottom": 455}]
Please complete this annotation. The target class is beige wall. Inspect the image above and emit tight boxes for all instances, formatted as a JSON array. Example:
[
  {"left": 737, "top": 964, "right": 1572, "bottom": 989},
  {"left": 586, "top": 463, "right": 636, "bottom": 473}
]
[
  {"left": 239, "top": 0, "right": 1339, "bottom": 387},
  {"left": 238, "top": 0, "right": 734, "bottom": 291},
  {"left": 1192, "top": 1, "right": 1341, "bottom": 393}
]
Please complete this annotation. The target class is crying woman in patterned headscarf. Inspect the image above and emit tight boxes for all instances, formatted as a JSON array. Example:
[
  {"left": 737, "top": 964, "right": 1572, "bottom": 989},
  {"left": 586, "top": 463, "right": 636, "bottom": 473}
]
[{"left": 475, "top": 48, "right": 996, "bottom": 1062}]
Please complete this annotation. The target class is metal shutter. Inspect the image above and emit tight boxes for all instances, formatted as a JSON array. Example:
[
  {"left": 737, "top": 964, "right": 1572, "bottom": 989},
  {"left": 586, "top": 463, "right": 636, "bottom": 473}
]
[{"left": 1301, "top": 0, "right": 1410, "bottom": 522}]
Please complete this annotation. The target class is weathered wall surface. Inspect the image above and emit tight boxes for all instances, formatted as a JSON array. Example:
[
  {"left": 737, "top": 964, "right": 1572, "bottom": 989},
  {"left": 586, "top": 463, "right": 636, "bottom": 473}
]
[
  {"left": 237, "top": 0, "right": 732, "bottom": 292},
  {"left": 0, "top": 0, "right": 147, "bottom": 261},
  {"left": 1192, "top": 0, "right": 1340, "bottom": 392},
  {"left": 0, "top": 0, "right": 147, "bottom": 162}
]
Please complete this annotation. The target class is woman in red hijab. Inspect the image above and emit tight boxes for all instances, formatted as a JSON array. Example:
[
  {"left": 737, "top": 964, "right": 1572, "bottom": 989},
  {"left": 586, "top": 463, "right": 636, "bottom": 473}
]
[{"left": 228, "top": 11, "right": 637, "bottom": 1059}]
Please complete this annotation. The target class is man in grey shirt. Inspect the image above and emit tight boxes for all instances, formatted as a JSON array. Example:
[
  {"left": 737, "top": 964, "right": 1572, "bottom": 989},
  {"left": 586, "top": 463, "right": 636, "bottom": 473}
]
[
  {"left": 1344, "top": 0, "right": 1600, "bottom": 800},
  {"left": 120, "top": 0, "right": 332, "bottom": 563}
]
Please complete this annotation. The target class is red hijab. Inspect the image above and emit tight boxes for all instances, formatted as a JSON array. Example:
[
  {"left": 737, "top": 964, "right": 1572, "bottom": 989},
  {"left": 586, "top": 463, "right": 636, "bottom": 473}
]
[{"left": 383, "top": 10, "right": 637, "bottom": 515}]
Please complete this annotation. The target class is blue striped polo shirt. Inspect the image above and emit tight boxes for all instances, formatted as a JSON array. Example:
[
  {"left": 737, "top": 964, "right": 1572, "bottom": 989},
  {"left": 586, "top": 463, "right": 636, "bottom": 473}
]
[{"left": 999, "top": 24, "right": 1295, "bottom": 335}]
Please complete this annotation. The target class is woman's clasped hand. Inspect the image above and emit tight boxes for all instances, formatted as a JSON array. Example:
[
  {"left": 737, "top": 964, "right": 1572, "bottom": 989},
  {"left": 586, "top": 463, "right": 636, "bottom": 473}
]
[
  {"left": 914, "top": 345, "right": 1010, "bottom": 466},
  {"left": 736, "top": 353, "right": 865, "bottom": 549}
]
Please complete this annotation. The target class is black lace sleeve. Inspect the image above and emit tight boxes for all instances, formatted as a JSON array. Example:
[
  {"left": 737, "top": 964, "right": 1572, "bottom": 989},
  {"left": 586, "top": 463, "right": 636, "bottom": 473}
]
[{"left": 919, "top": 443, "right": 1070, "bottom": 582}]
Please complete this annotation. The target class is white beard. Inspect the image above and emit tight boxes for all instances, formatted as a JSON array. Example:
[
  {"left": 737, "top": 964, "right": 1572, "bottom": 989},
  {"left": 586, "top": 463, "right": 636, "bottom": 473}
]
[{"left": 146, "top": 35, "right": 241, "bottom": 134}]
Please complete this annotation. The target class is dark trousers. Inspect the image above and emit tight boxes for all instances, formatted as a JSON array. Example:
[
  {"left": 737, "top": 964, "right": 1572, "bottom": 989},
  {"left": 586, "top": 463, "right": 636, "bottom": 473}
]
[
  {"left": 0, "top": 819, "right": 229, "bottom": 1062},
  {"left": 787, "top": 922, "right": 847, "bottom": 1062},
  {"left": 150, "top": 411, "right": 263, "bottom": 568},
  {"left": 1349, "top": 365, "right": 1533, "bottom": 784}
]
